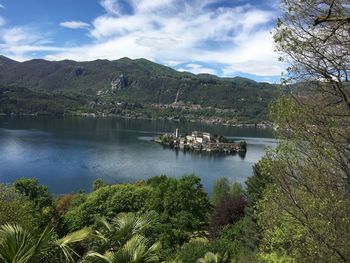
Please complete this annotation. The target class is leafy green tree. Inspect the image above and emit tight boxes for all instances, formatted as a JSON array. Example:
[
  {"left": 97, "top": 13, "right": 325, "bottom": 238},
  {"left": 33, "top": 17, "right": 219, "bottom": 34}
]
[
  {"left": 257, "top": 0, "right": 350, "bottom": 262},
  {"left": 229, "top": 182, "right": 244, "bottom": 199},
  {"left": 64, "top": 184, "right": 153, "bottom": 231},
  {"left": 229, "top": 159, "right": 273, "bottom": 254},
  {"left": 146, "top": 175, "right": 210, "bottom": 248},
  {"left": 0, "top": 185, "right": 39, "bottom": 230},
  {"left": 245, "top": 159, "right": 272, "bottom": 206},
  {"left": 92, "top": 178, "right": 106, "bottom": 191},
  {"left": 217, "top": 220, "right": 259, "bottom": 263},
  {"left": 13, "top": 178, "right": 49, "bottom": 201},
  {"left": 173, "top": 239, "right": 235, "bottom": 263},
  {"left": 211, "top": 178, "right": 230, "bottom": 205},
  {"left": 13, "top": 178, "right": 57, "bottom": 227}
]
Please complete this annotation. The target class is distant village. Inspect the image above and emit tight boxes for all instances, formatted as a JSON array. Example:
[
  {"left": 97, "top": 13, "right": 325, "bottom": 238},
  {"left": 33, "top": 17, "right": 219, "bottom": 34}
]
[{"left": 155, "top": 129, "right": 247, "bottom": 154}]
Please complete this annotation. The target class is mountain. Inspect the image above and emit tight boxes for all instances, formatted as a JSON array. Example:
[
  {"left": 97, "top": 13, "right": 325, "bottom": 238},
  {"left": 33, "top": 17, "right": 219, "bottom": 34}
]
[
  {"left": 0, "top": 55, "right": 19, "bottom": 67},
  {"left": 0, "top": 56, "right": 278, "bottom": 123}
]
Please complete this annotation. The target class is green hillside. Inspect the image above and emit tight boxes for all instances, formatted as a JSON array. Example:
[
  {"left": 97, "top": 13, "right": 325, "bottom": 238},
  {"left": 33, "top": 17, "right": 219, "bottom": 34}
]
[{"left": 0, "top": 56, "right": 278, "bottom": 123}]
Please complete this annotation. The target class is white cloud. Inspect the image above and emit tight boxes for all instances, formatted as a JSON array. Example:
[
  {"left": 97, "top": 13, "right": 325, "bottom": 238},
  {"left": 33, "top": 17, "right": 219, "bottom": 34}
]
[
  {"left": 132, "top": 0, "right": 176, "bottom": 14},
  {"left": 0, "top": 4, "right": 5, "bottom": 9},
  {"left": 0, "top": 16, "right": 5, "bottom": 27},
  {"left": 99, "top": 0, "right": 123, "bottom": 16},
  {"left": 0, "top": 26, "right": 63, "bottom": 61},
  {"left": 1, "top": 27, "right": 34, "bottom": 45},
  {"left": 179, "top": 63, "right": 217, "bottom": 75},
  {"left": 45, "top": 35, "right": 155, "bottom": 61},
  {"left": 164, "top": 60, "right": 182, "bottom": 67},
  {"left": 60, "top": 21, "right": 90, "bottom": 29},
  {"left": 2, "top": 0, "right": 284, "bottom": 77},
  {"left": 0, "top": 27, "right": 52, "bottom": 45}
]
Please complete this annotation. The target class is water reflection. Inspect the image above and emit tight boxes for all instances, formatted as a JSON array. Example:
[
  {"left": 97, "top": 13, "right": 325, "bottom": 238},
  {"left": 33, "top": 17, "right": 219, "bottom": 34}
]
[
  {"left": 168, "top": 147, "right": 247, "bottom": 160},
  {"left": 0, "top": 117, "right": 275, "bottom": 194}
]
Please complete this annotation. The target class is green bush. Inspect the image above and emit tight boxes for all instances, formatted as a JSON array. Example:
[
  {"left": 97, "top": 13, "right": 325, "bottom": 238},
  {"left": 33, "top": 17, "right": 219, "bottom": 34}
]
[
  {"left": 0, "top": 185, "right": 39, "bottom": 231},
  {"left": 64, "top": 184, "right": 153, "bottom": 230}
]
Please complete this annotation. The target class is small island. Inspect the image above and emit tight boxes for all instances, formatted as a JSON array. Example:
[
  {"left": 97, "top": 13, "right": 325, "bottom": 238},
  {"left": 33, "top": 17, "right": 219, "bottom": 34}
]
[{"left": 155, "top": 129, "right": 247, "bottom": 154}]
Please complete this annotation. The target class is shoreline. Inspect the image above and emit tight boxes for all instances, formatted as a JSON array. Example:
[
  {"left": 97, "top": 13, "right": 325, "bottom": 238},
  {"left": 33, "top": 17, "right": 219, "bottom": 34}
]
[{"left": 0, "top": 112, "right": 273, "bottom": 129}]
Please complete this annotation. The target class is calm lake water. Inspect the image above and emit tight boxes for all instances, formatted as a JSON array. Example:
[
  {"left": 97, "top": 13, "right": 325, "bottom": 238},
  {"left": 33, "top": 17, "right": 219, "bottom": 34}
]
[{"left": 0, "top": 117, "right": 276, "bottom": 194}]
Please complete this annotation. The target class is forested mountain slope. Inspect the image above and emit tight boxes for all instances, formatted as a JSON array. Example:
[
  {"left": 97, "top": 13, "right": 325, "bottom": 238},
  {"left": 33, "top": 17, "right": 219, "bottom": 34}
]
[{"left": 0, "top": 56, "right": 277, "bottom": 123}]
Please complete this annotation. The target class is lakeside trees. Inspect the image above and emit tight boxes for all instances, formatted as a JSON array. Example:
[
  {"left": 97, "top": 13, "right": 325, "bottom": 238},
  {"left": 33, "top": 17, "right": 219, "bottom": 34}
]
[
  {"left": 256, "top": 0, "right": 350, "bottom": 262},
  {"left": 4, "top": 140, "right": 345, "bottom": 263},
  {"left": 0, "top": 175, "right": 260, "bottom": 262}
]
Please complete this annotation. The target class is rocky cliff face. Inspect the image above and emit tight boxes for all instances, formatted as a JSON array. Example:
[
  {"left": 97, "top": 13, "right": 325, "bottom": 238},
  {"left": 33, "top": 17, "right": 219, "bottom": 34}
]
[{"left": 111, "top": 74, "right": 128, "bottom": 91}]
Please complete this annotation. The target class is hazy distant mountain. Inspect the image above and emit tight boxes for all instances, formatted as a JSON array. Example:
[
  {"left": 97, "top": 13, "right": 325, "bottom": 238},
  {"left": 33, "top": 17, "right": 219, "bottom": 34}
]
[
  {"left": 0, "top": 55, "right": 19, "bottom": 67},
  {"left": 0, "top": 56, "right": 277, "bottom": 122}
]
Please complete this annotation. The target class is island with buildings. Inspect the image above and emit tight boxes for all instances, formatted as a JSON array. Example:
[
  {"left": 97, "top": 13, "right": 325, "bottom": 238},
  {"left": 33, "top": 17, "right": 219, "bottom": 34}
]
[{"left": 155, "top": 129, "right": 247, "bottom": 154}]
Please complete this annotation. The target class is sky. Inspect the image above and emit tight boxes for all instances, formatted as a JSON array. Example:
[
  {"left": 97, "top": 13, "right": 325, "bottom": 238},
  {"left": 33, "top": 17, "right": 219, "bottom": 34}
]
[{"left": 0, "top": 0, "right": 284, "bottom": 82}]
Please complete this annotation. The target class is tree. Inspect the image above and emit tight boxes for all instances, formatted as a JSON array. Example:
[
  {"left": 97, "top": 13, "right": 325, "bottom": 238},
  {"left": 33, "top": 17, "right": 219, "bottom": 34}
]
[
  {"left": 210, "top": 179, "right": 246, "bottom": 240},
  {"left": 93, "top": 178, "right": 106, "bottom": 191},
  {"left": 211, "top": 178, "right": 230, "bottom": 205},
  {"left": 313, "top": 0, "right": 350, "bottom": 26},
  {"left": 245, "top": 159, "right": 272, "bottom": 207},
  {"left": 257, "top": 0, "right": 350, "bottom": 262},
  {"left": 229, "top": 182, "right": 244, "bottom": 199},
  {"left": 64, "top": 184, "right": 153, "bottom": 231},
  {"left": 173, "top": 239, "right": 236, "bottom": 263},
  {"left": 146, "top": 175, "right": 211, "bottom": 248},
  {"left": 87, "top": 212, "right": 161, "bottom": 263},
  {"left": 209, "top": 195, "right": 246, "bottom": 239},
  {"left": 275, "top": 0, "right": 350, "bottom": 103},
  {"left": 0, "top": 185, "right": 39, "bottom": 230},
  {"left": 13, "top": 178, "right": 49, "bottom": 201},
  {"left": 0, "top": 223, "right": 90, "bottom": 263},
  {"left": 13, "top": 178, "right": 57, "bottom": 227}
]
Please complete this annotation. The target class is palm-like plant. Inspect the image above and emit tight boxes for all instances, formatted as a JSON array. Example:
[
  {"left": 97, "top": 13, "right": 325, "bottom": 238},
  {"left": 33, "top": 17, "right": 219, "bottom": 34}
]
[
  {"left": 56, "top": 227, "right": 92, "bottom": 262},
  {"left": 95, "top": 211, "right": 157, "bottom": 249},
  {"left": 0, "top": 224, "right": 51, "bottom": 263},
  {"left": 88, "top": 235, "right": 161, "bottom": 263},
  {"left": 87, "top": 211, "right": 161, "bottom": 263},
  {"left": 0, "top": 223, "right": 90, "bottom": 263},
  {"left": 197, "top": 252, "right": 229, "bottom": 263}
]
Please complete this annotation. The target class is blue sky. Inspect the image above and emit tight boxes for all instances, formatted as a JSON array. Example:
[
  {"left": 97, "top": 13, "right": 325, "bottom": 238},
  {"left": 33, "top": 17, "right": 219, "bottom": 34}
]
[{"left": 0, "top": 0, "right": 283, "bottom": 82}]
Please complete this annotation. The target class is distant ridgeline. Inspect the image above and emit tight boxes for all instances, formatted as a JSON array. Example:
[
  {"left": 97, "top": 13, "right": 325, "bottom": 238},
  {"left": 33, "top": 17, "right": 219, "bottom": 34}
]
[
  {"left": 0, "top": 55, "right": 278, "bottom": 124},
  {"left": 156, "top": 129, "right": 247, "bottom": 156}
]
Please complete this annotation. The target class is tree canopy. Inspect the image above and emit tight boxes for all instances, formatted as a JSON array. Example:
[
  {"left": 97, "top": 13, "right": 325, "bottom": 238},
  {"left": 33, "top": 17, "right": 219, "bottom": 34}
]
[{"left": 257, "top": 1, "right": 350, "bottom": 262}]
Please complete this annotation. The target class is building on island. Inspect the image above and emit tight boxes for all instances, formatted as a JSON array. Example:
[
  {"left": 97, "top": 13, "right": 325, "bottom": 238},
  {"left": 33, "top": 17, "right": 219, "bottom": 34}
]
[
  {"left": 156, "top": 128, "right": 247, "bottom": 154},
  {"left": 186, "top": 131, "right": 212, "bottom": 144}
]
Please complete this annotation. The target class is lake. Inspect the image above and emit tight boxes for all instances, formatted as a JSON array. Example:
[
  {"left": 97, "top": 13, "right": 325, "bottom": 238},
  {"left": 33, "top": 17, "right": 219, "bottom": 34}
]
[{"left": 0, "top": 117, "right": 276, "bottom": 194}]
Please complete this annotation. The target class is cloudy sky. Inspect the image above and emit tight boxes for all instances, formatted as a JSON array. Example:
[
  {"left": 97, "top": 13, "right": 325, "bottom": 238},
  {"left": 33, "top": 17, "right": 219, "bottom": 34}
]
[{"left": 0, "top": 0, "right": 283, "bottom": 82}]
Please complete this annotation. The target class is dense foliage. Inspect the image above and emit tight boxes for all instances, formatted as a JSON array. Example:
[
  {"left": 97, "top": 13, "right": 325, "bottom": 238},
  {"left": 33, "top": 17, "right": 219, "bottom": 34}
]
[
  {"left": 64, "top": 183, "right": 153, "bottom": 231},
  {"left": 0, "top": 173, "right": 266, "bottom": 262},
  {"left": 256, "top": 0, "right": 350, "bottom": 262}
]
